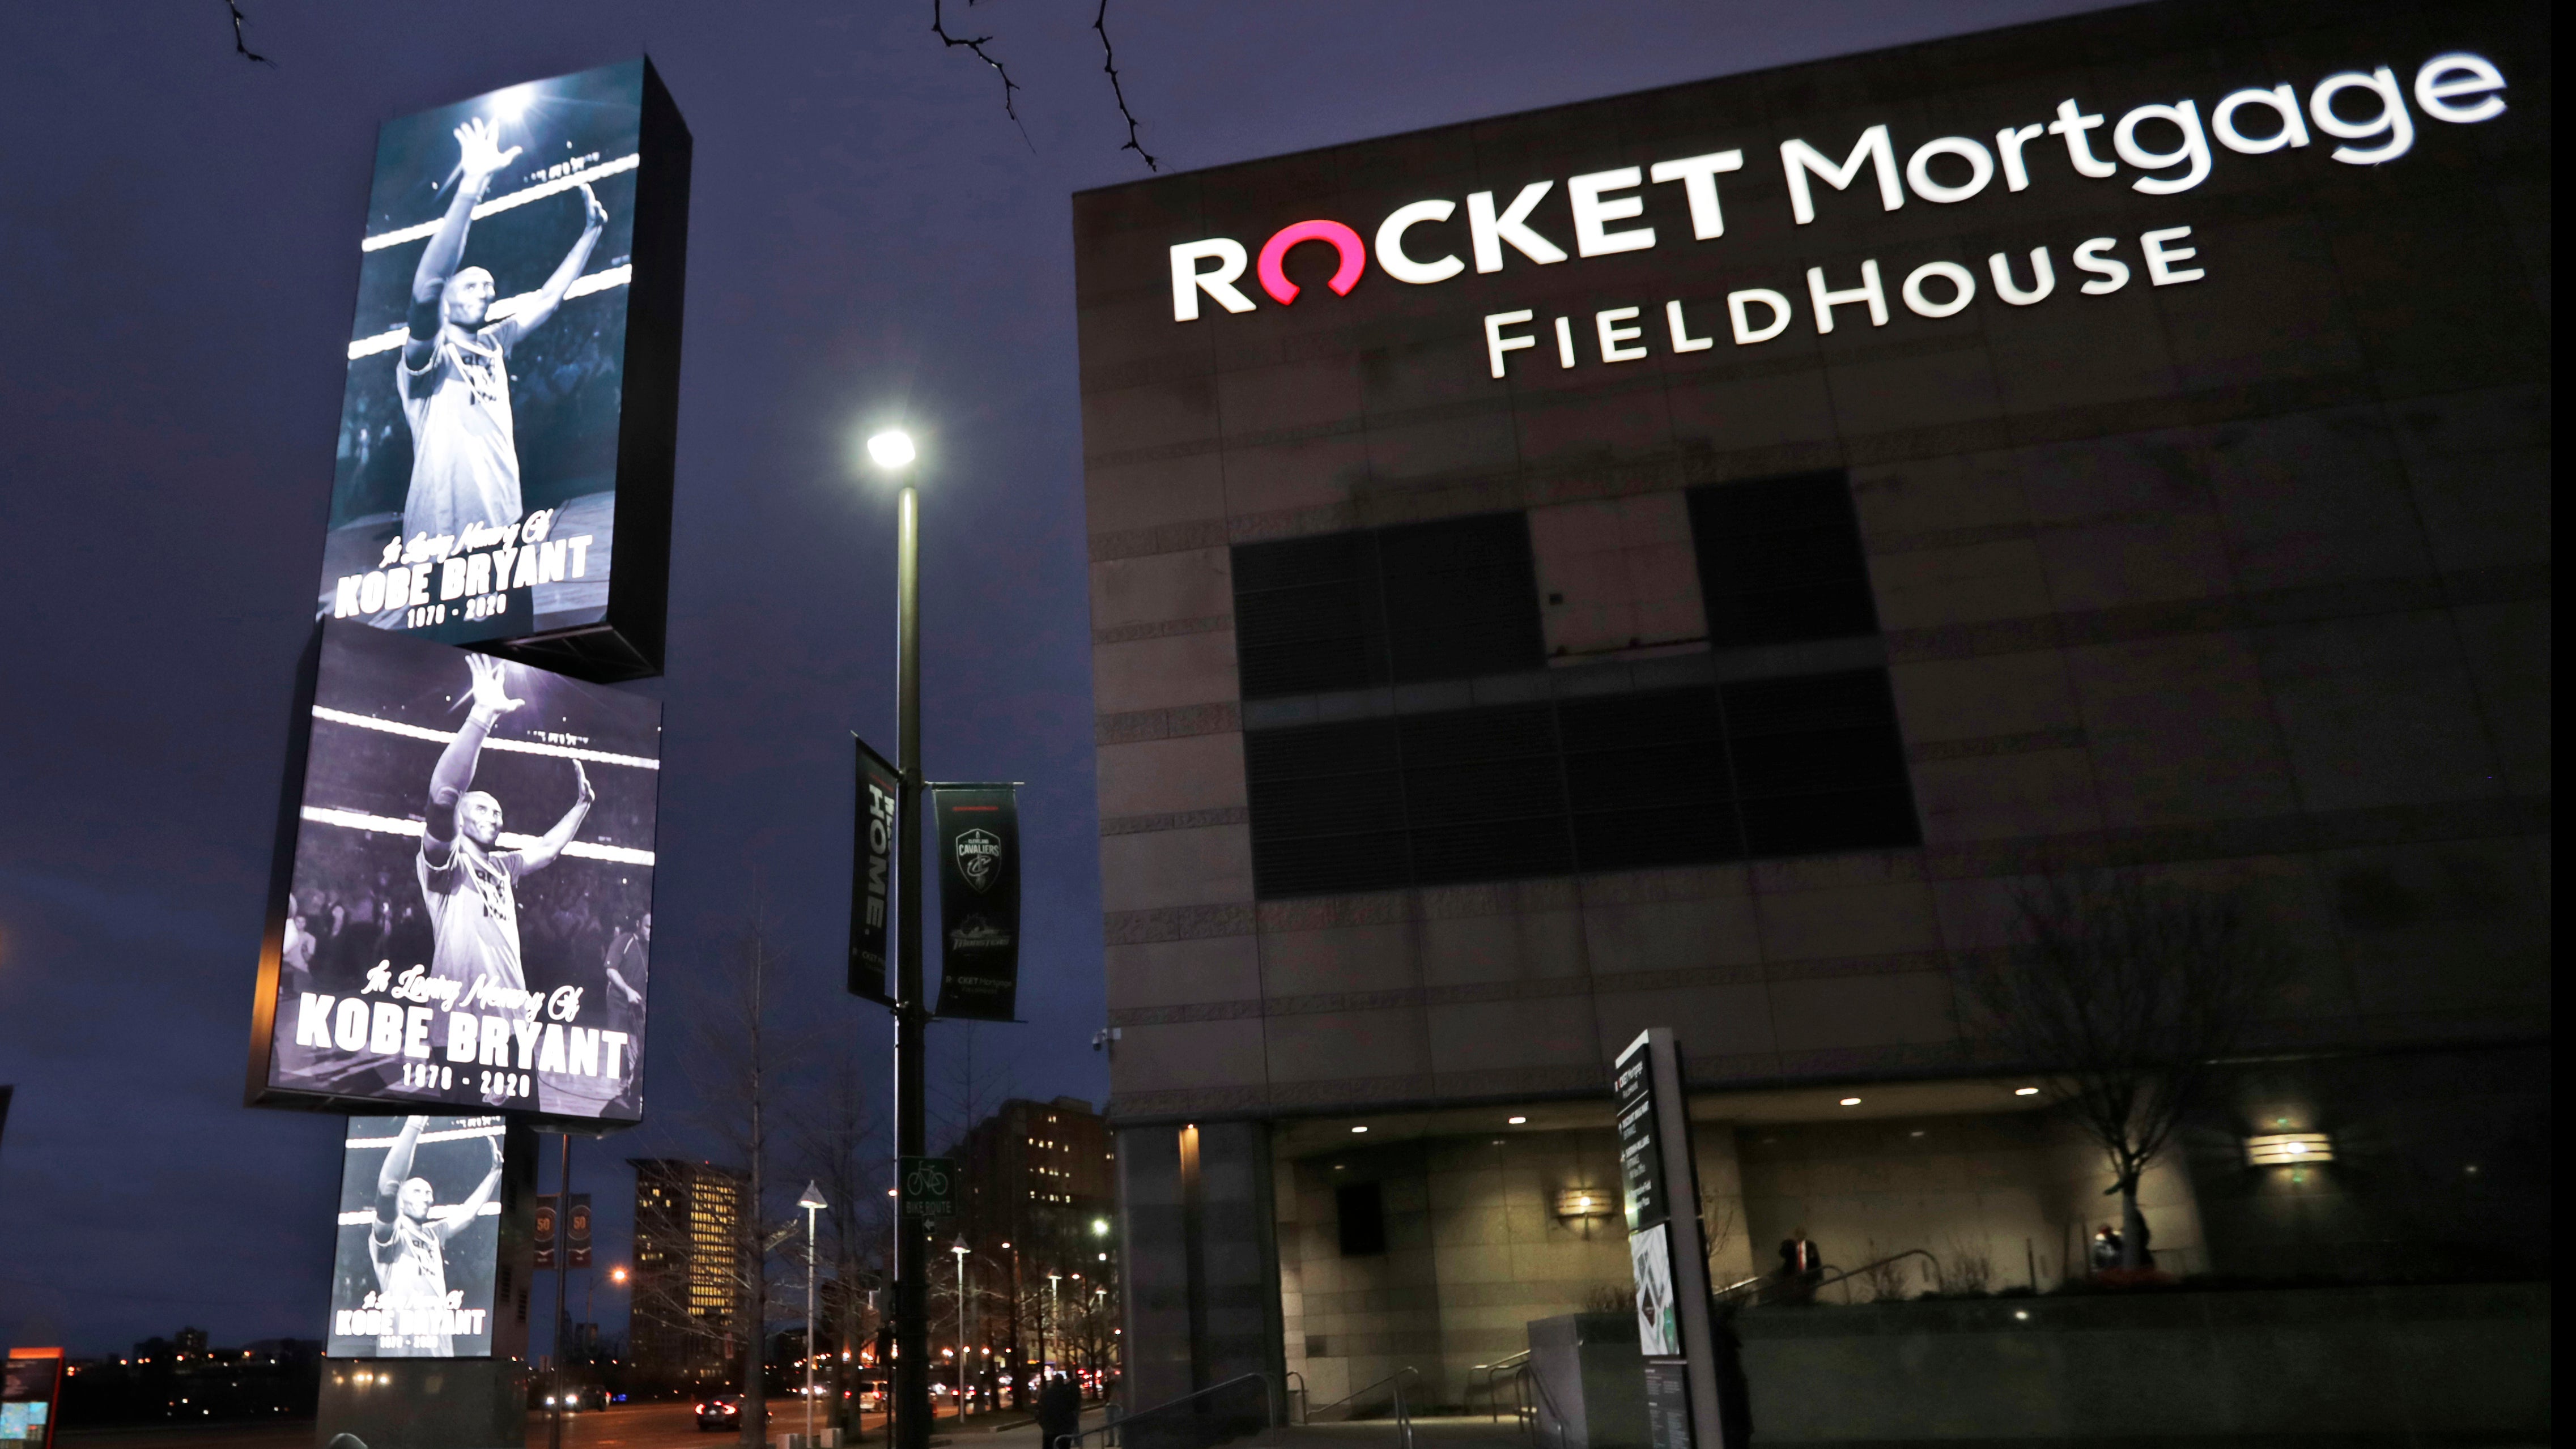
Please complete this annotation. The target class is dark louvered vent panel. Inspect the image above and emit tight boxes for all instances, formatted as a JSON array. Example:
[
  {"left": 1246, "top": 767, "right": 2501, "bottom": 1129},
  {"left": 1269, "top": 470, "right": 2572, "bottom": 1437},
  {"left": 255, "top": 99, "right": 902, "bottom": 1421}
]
[
  {"left": 1244, "top": 681, "right": 1913, "bottom": 898},
  {"left": 1243, "top": 718, "right": 1407, "bottom": 897},
  {"left": 1400, "top": 704, "right": 1571, "bottom": 885},
  {"left": 1232, "top": 531, "right": 1389, "bottom": 699},
  {"left": 1232, "top": 512, "right": 1543, "bottom": 700},
  {"left": 1559, "top": 688, "right": 1741, "bottom": 872},
  {"left": 1688, "top": 471, "right": 1880, "bottom": 647},
  {"left": 1722, "top": 670, "right": 1919, "bottom": 856},
  {"left": 1376, "top": 513, "right": 1548, "bottom": 684}
]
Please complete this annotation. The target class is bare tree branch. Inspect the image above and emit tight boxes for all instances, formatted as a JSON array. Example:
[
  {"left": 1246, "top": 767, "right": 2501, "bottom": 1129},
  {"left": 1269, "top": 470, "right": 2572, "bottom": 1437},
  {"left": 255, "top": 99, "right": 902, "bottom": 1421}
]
[
  {"left": 224, "top": 0, "right": 275, "bottom": 66},
  {"left": 1961, "top": 871, "right": 2292, "bottom": 1271},
  {"left": 1092, "top": 0, "right": 1158, "bottom": 172},
  {"left": 932, "top": 0, "right": 1034, "bottom": 152}
]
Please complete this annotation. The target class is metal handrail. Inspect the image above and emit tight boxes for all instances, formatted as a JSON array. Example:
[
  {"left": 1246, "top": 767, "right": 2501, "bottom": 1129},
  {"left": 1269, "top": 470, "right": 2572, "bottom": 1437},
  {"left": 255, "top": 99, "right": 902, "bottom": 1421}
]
[
  {"left": 1710, "top": 1272, "right": 1770, "bottom": 1303},
  {"left": 1302, "top": 1366, "right": 1417, "bottom": 1449},
  {"left": 1058, "top": 1371, "right": 1278, "bottom": 1449},
  {"left": 1514, "top": 1356, "right": 1571, "bottom": 1449},
  {"left": 1464, "top": 1352, "right": 1531, "bottom": 1422},
  {"left": 1730, "top": 1248, "right": 1936, "bottom": 1305},
  {"left": 1817, "top": 1248, "right": 1937, "bottom": 1303},
  {"left": 1283, "top": 1370, "right": 1308, "bottom": 1427}
]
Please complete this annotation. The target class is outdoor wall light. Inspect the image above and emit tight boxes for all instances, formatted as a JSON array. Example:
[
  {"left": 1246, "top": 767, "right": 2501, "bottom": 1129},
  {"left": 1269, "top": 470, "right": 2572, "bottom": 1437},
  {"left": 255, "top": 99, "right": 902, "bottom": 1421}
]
[
  {"left": 2014, "top": 1086, "right": 2041, "bottom": 1097},
  {"left": 1839, "top": 1097, "right": 1863, "bottom": 1107},
  {"left": 1553, "top": 1189, "right": 1615, "bottom": 1220},
  {"left": 1508, "top": 1115, "right": 1528, "bottom": 1125},
  {"left": 2243, "top": 1132, "right": 2334, "bottom": 1166},
  {"left": 1350, "top": 1125, "right": 1369, "bottom": 1133}
]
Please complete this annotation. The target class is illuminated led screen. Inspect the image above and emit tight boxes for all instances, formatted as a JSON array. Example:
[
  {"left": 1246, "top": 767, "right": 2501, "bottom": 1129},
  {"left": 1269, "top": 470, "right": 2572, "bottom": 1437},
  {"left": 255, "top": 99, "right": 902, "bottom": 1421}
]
[
  {"left": 254, "top": 620, "right": 659, "bottom": 1126},
  {"left": 328, "top": 1115, "right": 508, "bottom": 1358},
  {"left": 314, "top": 59, "right": 687, "bottom": 674}
]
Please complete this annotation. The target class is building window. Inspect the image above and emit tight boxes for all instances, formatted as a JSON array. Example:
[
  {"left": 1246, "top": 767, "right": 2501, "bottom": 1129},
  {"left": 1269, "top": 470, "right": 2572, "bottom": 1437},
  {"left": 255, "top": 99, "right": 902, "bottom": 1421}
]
[
  {"left": 1233, "top": 512, "right": 1545, "bottom": 698},
  {"left": 1335, "top": 1182, "right": 1387, "bottom": 1257},
  {"left": 1687, "top": 470, "right": 1878, "bottom": 647}
]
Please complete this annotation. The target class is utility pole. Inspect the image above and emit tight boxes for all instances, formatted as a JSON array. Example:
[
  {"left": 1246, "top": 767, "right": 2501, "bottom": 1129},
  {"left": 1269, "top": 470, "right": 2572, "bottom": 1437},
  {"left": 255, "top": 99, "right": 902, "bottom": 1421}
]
[{"left": 549, "top": 1135, "right": 572, "bottom": 1449}]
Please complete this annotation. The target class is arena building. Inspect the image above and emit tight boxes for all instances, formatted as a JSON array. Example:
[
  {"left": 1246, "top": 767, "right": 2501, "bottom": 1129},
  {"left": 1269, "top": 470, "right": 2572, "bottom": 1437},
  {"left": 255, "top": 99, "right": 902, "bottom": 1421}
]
[{"left": 1069, "top": 0, "right": 2548, "bottom": 1427}]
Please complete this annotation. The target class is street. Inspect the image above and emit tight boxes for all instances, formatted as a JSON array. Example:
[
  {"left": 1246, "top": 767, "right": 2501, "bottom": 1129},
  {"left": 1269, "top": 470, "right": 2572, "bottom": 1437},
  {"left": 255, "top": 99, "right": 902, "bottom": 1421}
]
[{"left": 56, "top": 1399, "right": 1108, "bottom": 1449}]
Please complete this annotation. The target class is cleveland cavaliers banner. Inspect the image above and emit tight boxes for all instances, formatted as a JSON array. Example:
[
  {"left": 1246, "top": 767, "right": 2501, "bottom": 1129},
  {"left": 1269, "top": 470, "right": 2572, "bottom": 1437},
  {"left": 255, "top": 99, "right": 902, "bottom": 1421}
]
[
  {"left": 847, "top": 736, "right": 900, "bottom": 1004},
  {"left": 932, "top": 784, "right": 1021, "bottom": 1021}
]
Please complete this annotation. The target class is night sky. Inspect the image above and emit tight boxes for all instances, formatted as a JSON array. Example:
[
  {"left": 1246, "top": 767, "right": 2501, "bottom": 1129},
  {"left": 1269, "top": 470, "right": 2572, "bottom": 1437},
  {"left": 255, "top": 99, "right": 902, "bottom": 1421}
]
[{"left": 0, "top": 0, "right": 2114, "bottom": 1356}]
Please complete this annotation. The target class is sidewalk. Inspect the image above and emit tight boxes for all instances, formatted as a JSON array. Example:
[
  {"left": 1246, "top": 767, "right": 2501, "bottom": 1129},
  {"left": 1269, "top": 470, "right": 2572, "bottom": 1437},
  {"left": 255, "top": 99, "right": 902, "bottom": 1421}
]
[{"left": 925, "top": 1404, "right": 1109, "bottom": 1449}]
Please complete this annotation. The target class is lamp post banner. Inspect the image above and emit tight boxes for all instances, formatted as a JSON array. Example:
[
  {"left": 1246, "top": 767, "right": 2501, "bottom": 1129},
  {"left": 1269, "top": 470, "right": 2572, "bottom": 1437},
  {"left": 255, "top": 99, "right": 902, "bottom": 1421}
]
[
  {"left": 848, "top": 736, "right": 899, "bottom": 1004},
  {"left": 931, "top": 785, "right": 1020, "bottom": 1021}
]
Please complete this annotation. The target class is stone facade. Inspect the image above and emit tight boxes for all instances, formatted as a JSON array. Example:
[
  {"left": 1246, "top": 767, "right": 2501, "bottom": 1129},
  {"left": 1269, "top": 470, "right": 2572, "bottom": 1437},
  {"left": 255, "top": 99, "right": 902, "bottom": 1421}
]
[{"left": 1077, "top": 0, "right": 2549, "bottom": 1413}]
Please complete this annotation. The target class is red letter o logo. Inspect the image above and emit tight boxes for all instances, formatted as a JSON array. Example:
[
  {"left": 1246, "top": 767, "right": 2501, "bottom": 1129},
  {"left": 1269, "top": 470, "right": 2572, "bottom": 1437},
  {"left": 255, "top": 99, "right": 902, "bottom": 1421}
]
[{"left": 1257, "top": 220, "right": 1366, "bottom": 305}]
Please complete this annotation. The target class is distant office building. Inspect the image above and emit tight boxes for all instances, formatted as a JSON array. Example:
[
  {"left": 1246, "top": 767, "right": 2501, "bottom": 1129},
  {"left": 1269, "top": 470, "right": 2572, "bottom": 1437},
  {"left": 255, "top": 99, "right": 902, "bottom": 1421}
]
[
  {"left": 1070, "top": 0, "right": 2548, "bottom": 1423},
  {"left": 628, "top": 1158, "right": 750, "bottom": 1383},
  {"left": 954, "top": 1097, "right": 1116, "bottom": 1250}
]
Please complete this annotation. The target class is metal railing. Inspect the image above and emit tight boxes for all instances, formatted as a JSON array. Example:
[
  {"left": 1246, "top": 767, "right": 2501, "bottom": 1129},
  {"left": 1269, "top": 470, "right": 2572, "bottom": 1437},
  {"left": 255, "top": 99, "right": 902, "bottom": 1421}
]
[
  {"left": 1060, "top": 1373, "right": 1279, "bottom": 1449},
  {"left": 1463, "top": 1352, "right": 1529, "bottom": 1424},
  {"left": 1300, "top": 1366, "right": 1418, "bottom": 1449},
  {"left": 1719, "top": 1248, "right": 1937, "bottom": 1307},
  {"left": 1512, "top": 1352, "right": 1571, "bottom": 1449}
]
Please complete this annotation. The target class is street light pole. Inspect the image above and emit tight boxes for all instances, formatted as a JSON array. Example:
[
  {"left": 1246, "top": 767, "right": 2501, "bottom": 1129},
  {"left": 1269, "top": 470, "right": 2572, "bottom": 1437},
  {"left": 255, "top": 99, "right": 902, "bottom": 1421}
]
[
  {"left": 549, "top": 1134, "right": 572, "bottom": 1449},
  {"left": 800, "top": 1182, "right": 828, "bottom": 1449},
  {"left": 1044, "top": 1273, "right": 1061, "bottom": 1379},
  {"left": 869, "top": 429, "right": 930, "bottom": 1449},
  {"left": 949, "top": 1241, "right": 971, "bottom": 1421}
]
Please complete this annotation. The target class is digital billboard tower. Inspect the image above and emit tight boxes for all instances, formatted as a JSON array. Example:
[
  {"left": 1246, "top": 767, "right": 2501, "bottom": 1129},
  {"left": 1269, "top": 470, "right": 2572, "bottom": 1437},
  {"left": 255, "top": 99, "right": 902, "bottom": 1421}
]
[{"left": 241, "top": 59, "right": 691, "bottom": 1449}]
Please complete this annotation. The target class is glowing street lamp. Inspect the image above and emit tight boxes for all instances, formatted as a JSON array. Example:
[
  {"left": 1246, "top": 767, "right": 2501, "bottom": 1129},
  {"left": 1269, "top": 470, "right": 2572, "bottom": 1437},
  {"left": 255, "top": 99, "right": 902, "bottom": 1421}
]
[
  {"left": 867, "top": 424, "right": 932, "bottom": 1449},
  {"left": 950, "top": 1240, "right": 972, "bottom": 1419},
  {"left": 798, "top": 1182, "right": 828, "bottom": 1448}
]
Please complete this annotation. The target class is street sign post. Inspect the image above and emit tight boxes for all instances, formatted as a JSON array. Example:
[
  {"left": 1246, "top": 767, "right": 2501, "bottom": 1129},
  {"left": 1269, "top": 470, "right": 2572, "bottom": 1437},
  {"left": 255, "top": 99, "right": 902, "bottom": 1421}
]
[
  {"left": 1615, "top": 1029, "right": 1724, "bottom": 1449},
  {"left": 899, "top": 1157, "right": 955, "bottom": 1220}
]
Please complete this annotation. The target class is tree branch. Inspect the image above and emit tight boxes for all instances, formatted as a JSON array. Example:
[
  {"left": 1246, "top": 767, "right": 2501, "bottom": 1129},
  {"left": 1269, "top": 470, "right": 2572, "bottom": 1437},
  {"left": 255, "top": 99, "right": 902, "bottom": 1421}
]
[
  {"left": 932, "top": 0, "right": 1034, "bottom": 152},
  {"left": 1092, "top": 0, "right": 1158, "bottom": 172},
  {"left": 225, "top": 0, "right": 275, "bottom": 66}
]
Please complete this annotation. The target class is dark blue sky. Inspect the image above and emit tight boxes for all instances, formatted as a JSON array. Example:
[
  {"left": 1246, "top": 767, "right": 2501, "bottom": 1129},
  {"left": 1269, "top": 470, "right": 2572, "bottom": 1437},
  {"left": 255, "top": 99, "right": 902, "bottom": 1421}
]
[{"left": 0, "top": 0, "right": 2113, "bottom": 1355}]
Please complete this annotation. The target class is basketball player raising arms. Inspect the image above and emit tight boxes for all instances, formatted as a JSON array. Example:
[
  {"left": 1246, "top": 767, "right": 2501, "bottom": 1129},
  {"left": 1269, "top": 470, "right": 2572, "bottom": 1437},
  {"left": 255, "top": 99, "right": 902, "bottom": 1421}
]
[
  {"left": 371, "top": 1115, "right": 504, "bottom": 1356},
  {"left": 400, "top": 115, "right": 608, "bottom": 544},
  {"left": 422, "top": 654, "right": 593, "bottom": 1005}
]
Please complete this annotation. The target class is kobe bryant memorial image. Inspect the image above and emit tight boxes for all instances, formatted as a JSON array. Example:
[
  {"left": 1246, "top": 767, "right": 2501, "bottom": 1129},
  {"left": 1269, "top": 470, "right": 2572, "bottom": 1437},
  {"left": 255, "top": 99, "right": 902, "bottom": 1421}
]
[
  {"left": 315, "top": 59, "right": 690, "bottom": 677},
  {"left": 328, "top": 1115, "right": 508, "bottom": 1359},
  {"left": 250, "top": 620, "right": 661, "bottom": 1127}
]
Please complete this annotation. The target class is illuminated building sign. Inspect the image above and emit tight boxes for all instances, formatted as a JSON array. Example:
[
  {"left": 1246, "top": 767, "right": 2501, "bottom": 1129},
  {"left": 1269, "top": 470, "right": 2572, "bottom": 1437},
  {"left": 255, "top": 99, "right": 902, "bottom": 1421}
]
[{"left": 1166, "top": 51, "right": 2509, "bottom": 377}]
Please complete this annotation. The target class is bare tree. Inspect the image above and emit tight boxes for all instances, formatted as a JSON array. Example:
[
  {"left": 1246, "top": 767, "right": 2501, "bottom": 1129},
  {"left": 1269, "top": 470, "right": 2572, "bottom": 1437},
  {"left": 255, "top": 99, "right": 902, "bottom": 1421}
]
[
  {"left": 928, "top": 0, "right": 1157, "bottom": 170},
  {"left": 794, "top": 1058, "right": 890, "bottom": 1434},
  {"left": 933, "top": 1021, "right": 1018, "bottom": 1153},
  {"left": 1963, "top": 871, "right": 2292, "bottom": 1270},
  {"left": 661, "top": 913, "right": 812, "bottom": 1442}
]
